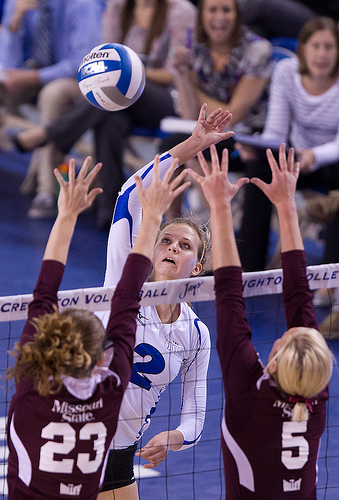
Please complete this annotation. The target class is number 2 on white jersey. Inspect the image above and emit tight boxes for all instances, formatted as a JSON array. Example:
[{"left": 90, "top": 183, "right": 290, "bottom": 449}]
[
  {"left": 39, "top": 422, "right": 107, "bottom": 474},
  {"left": 281, "top": 421, "right": 309, "bottom": 470},
  {"left": 131, "top": 343, "right": 165, "bottom": 390}
]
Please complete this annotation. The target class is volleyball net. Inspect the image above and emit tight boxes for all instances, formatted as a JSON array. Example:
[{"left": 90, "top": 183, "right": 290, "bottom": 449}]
[{"left": 0, "top": 263, "right": 338, "bottom": 499}]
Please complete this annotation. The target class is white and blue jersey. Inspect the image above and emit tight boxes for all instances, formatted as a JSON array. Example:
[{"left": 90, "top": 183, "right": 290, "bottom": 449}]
[{"left": 100, "top": 153, "right": 211, "bottom": 451}]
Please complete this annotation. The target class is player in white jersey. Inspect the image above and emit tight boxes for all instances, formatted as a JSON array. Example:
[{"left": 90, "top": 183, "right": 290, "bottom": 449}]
[{"left": 98, "top": 105, "right": 235, "bottom": 500}]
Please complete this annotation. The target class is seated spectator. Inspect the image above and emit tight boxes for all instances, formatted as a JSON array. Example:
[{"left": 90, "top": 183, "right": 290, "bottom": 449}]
[
  {"left": 235, "top": 16, "right": 339, "bottom": 271},
  {"left": 158, "top": 0, "right": 272, "bottom": 217},
  {"left": 11, "top": 0, "right": 197, "bottom": 228},
  {"left": 0, "top": 0, "right": 104, "bottom": 217}
]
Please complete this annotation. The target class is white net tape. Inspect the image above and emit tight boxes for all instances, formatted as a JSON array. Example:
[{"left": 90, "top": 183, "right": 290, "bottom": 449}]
[{"left": 1, "top": 263, "right": 339, "bottom": 322}]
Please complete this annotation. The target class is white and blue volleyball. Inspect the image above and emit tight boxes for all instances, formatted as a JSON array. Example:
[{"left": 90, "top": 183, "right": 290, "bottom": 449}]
[{"left": 78, "top": 43, "right": 146, "bottom": 111}]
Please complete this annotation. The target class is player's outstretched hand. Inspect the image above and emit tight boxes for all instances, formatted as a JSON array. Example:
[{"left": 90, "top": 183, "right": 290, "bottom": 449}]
[
  {"left": 135, "top": 154, "right": 190, "bottom": 218},
  {"left": 54, "top": 156, "right": 103, "bottom": 219},
  {"left": 187, "top": 144, "right": 249, "bottom": 209},
  {"left": 251, "top": 143, "right": 300, "bottom": 208},
  {"left": 191, "top": 104, "right": 235, "bottom": 152}
]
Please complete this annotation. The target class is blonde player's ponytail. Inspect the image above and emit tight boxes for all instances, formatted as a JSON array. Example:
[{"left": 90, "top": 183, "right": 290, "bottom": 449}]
[{"left": 267, "top": 327, "right": 333, "bottom": 421}]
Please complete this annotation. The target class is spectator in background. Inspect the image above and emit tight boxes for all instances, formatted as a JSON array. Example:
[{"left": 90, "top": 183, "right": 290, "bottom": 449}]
[
  {"left": 235, "top": 16, "right": 339, "bottom": 272},
  {"left": 0, "top": 0, "right": 104, "bottom": 218},
  {"left": 11, "top": 0, "right": 197, "bottom": 228},
  {"left": 188, "top": 0, "right": 338, "bottom": 39},
  {"left": 158, "top": 0, "right": 272, "bottom": 217}
]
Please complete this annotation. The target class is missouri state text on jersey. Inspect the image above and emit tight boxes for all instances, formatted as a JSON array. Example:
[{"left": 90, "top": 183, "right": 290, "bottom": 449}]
[{"left": 52, "top": 397, "right": 104, "bottom": 423}]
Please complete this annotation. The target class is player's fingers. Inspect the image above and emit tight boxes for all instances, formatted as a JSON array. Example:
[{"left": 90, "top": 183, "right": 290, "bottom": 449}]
[
  {"left": 136, "top": 446, "right": 155, "bottom": 460},
  {"left": 250, "top": 177, "right": 268, "bottom": 192},
  {"left": 216, "top": 130, "right": 235, "bottom": 142},
  {"left": 234, "top": 177, "right": 250, "bottom": 191},
  {"left": 151, "top": 155, "right": 160, "bottom": 184},
  {"left": 220, "top": 110, "right": 233, "bottom": 127},
  {"left": 209, "top": 144, "right": 220, "bottom": 172},
  {"left": 206, "top": 107, "right": 222, "bottom": 123},
  {"left": 168, "top": 168, "right": 187, "bottom": 190},
  {"left": 141, "top": 448, "right": 164, "bottom": 463},
  {"left": 77, "top": 156, "right": 92, "bottom": 181},
  {"left": 294, "top": 161, "right": 300, "bottom": 178},
  {"left": 134, "top": 175, "right": 144, "bottom": 196},
  {"left": 84, "top": 162, "right": 102, "bottom": 186},
  {"left": 287, "top": 146, "right": 295, "bottom": 172},
  {"left": 197, "top": 151, "right": 211, "bottom": 177},
  {"left": 213, "top": 109, "right": 231, "bottom": 129},
  {"left": 68, "top": 158, "right": 76, "bottom": 188},
  {"left": 87, "top": 187, "right": 103, "bottom": 206},
  {"left": 186, "top": 167, "right": 203, "bottom": 183},
  {"left": 162, "top": 158, "right": 179, "bottom": 184},
  {"left": 172, "top": 180, "right": 191, "bottom": 199},
  {"left": 143, "top": 462, "right": 158, "bottom": 469},
  {"left": 266, "top": 148, "right": 280, "bottom": 175},
  {"left": 53, "top": 167, "right": 66, "bottom": 187},
  {"left": 278, "top": 143, "right": 288, "bottom": 171},
  {"left": 197, "top": 103, "right": 207, "bottom": 122},
  {"left": 219, "top": 148, "right": 229, "bottom": 174}
]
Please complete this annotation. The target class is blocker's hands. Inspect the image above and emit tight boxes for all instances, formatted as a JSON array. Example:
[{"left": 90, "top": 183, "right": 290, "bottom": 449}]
[
  {"left": 135, "top": 154, "right": 190, "bottom": 218},
  {"left": 250, "top": 143, "right": 300, "bottom": 207},
  {"left": 54, "top": 156, "right": 103, "bottom": 219},
  {"left": 187, "top": 144, "right": 249, "bottom": 209}
]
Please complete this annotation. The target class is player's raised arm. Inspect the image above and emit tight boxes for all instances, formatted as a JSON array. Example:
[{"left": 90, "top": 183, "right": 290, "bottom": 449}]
[
  {"left": 103, "top": 106, "right": 226, "bottom": 291},
  {"left": 250, "top": 144, "right": 303, "bottom": 252},
  {"left": 187, "top": 144, "right": 249, "bottom": 269},
  {"left": 43, "top": 157, "right": 102, "bottom": 264},
  {"left": 169, "top": 104, "right": 235, "bottom": 166},
  {"left": 132, "top": 154, "right": 190, "bottom": 259}
]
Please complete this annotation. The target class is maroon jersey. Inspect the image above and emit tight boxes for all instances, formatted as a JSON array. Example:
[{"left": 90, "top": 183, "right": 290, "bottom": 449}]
[
  {"left": 7, "top": 253, "right": 150, "bottom": 499},
  {"left": 214, "top": 250, "right": 328, "bottom": 499}
]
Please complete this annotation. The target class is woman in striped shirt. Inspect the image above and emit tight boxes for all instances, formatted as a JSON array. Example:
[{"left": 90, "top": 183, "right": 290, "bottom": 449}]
[{"left": 236, "top": 16, "right": 339, "bottom": 272}]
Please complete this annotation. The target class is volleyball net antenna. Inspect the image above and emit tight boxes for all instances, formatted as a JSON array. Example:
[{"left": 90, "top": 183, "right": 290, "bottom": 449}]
[{"left": 0, "top": 264, "right": 338, "bottom": 499}]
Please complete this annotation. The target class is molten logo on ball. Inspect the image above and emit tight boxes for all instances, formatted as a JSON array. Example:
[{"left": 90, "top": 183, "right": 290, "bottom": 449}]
[{"left": 78, "top": 43, "right": 146, "bottom": 111}]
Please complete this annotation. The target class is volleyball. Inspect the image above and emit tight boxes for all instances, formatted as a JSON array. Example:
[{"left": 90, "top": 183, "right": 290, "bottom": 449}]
[{"left": 78, "top": 43, "right": 146, "bottom": 111}]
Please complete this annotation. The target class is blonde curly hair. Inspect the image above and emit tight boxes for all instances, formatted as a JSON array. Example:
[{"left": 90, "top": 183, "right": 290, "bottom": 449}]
[{"left": 7, "top": 307, "right": 105, "bottom": 396}]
